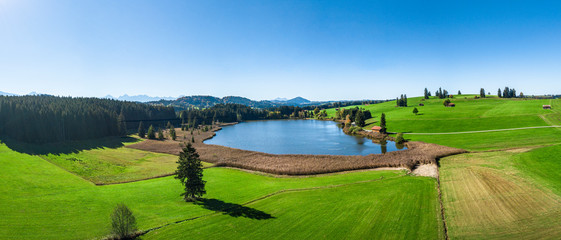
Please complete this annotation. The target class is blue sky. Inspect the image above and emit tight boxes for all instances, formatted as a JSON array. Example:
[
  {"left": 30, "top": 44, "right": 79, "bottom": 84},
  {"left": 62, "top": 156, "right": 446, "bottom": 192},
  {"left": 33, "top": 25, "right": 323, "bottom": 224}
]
[{"left": 1, "top": 0, "right": 560, "bottom": 100}]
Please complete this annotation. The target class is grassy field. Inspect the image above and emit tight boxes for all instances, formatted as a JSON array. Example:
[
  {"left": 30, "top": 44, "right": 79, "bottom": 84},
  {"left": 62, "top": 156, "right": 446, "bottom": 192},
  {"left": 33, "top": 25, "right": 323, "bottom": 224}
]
[
  {"left": 9, "top": 137, "right": 212, "bottom": 184},
  {"left": 439, "top": 148, "right": 561, "bottom": 239},
  {"left": 146, "top": 176, "right": 443, "bottom": 240},
  {"left": 0, "top": 142, "right": 444, "bottom": 239},
  {"left": 326, "top": 96, "right": 561, "bottom": 150}
]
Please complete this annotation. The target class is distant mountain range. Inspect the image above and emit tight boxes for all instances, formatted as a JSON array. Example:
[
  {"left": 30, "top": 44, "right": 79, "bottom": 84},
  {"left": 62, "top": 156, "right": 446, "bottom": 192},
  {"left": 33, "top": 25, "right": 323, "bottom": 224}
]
[
  {"left": 0, "top": 91, "right": 18, "bottom": 96},
  {"left": 149, "top": 95, "right": 320, "bottom": 109},
  {"left": 104, "top": 94, "right": 179, "bottom": 102}
]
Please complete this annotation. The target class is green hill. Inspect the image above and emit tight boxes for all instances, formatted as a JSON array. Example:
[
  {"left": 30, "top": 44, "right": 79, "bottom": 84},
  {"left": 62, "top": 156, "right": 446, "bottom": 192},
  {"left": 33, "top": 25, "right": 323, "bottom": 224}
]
[{"left": 326, "top": 95, "right": 561, "bottom": 150}]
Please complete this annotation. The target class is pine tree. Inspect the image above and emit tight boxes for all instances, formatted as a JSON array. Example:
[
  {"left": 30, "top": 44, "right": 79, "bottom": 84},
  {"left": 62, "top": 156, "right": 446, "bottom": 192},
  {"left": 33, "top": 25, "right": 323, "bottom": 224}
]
[
  {"left": 191, "top": 136, "right": 195, "bottom": 143},
  {"left": 157, "top": 128, "right": 164, "bottom": 140},
  {"left": 458, "top": 90, "right": 462, "bottom": 95},
  {"left": 147, "top": 125, "right": 156, "bottom": 139},
  {"left": 498, "top": 88, "right": 502, "bottom": 98},
  {"left": 355, "top": 111, "right": 365, "bottom": 127},
  {"left": 175, "top": 143, "right": 206, "bottom": 202},
  {"left": 117, "top": 111, "right": 127, "bottom": 136},
  {"left": 480, "top": 88, "right": 486, "bottom": 98},
  {"left": 138, "top": 121, "right": 145, "bottom": 138},
  {"left": 380, "top": 113, "right": 387, "bottom": 134},
  {"left": 424, "top": 88, "right": 429, "bottom": 99},
  {"left": 413, "top": 107, "right": 418, "bottom": 115},
  {"left": 169, "top": 125, "right": 176, "bottom": 141}
]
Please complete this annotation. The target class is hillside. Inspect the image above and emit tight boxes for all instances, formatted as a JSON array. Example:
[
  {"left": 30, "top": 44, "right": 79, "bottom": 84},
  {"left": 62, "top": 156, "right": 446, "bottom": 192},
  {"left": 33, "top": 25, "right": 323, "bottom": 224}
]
[
  {"left": 149, "top": 95, "right": 319, "bottom": 109},
  {"left": 325, "top": 95, "right": 561, "bottom": 150}
]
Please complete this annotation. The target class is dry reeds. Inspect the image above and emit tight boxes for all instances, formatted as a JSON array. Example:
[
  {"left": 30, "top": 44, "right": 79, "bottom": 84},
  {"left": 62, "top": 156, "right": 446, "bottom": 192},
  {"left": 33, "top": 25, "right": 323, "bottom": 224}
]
[{"left": 127, "top": 125, "right": 466, "bottom": 175}]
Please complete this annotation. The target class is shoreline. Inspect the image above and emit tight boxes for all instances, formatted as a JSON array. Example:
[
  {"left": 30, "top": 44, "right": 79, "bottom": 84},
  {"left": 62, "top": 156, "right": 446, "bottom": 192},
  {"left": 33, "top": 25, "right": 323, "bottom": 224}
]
[{"left": 127, "top": 121, "right": 467, "bottom": 176}]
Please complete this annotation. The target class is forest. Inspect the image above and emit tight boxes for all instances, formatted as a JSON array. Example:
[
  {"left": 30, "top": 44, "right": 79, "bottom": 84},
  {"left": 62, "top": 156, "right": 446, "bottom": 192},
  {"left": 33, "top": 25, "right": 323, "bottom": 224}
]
[{"left": 0, "top": 95, "right": 176, "bottom": 143}]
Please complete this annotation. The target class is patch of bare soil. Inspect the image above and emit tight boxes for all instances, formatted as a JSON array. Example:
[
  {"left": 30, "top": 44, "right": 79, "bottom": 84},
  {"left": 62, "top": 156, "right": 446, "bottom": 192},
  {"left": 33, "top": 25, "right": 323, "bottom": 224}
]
[
  {"left": 127, "top": 124, "right": 466, "bottom": 175},
  {"left": 411, "top": 164, "right": 439, "bottom": 178}
]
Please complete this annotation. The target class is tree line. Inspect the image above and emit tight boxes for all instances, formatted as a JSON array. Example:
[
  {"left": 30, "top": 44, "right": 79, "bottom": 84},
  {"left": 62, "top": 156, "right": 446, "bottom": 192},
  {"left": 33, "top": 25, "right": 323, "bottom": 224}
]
[
  {"left": 178, "top": 104, "right": 319, "bottom": 128},
  {"left": 396, "top": 94, "right": 408, "bottom": 107},
  {"left": 335, "top": 107, "right": 372, "bottom": 127},
  {"left": 0, "top": 95, "right": 176, "bottom": 143}
]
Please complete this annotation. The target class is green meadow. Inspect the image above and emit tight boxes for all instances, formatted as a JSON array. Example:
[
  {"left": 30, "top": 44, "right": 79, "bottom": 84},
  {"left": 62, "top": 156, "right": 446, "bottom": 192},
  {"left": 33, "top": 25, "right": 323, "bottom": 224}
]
[
  {"left": 0, "top": 141, "right": 442, "bottom": 239},
  {"left": 2, "top": 95, "right": 561, "bottom": 239},
  {"left": 327, "top": 96, "right": 561, "bottom": 150}
]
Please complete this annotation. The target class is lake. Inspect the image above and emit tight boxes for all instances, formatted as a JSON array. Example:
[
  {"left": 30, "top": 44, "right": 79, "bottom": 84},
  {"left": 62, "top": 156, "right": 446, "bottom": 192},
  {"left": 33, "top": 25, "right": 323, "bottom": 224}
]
[{"left": 204, "top": 120, "right": 405, "bottom": 155}]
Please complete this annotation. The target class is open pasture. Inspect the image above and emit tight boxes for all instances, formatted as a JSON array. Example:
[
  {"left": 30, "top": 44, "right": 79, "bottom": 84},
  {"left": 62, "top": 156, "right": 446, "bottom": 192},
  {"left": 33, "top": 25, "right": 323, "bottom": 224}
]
[
  {"left": 0, "top": 142, "right": 443, "bottom": 239},
  {"left": 326, "top": 96, "right": 561, "bottom": 150}
]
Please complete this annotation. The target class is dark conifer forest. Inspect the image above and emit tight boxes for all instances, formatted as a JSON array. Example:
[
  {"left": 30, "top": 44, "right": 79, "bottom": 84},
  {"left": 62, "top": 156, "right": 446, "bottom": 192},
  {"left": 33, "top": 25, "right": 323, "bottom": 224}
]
[{"left": 0, "top": 95, "right": 176, "bottom": 143}]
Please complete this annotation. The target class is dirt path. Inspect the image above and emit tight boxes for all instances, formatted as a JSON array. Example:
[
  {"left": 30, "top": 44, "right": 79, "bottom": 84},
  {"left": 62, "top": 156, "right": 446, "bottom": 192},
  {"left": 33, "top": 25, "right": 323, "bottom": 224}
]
[{"left": 405, "top": 125, "right": 561, "bottom": 135}]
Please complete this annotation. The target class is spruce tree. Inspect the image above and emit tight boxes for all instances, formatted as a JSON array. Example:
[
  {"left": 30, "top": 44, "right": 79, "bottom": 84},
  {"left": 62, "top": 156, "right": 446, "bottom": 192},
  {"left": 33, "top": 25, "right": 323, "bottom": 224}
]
[
  {"left": 147, "top": 125, "right": 156, "bottom": 139},
  {"left": 424, "top": 88, "right": 429, "bottom": 99},
  {"left": 498, "top": 88, "right": 502, "bottom": 98},
  {"left": 480, "top": 88, "right": 486, "bottom": 98},
  {"left": 380, "top": 113, "right": 387, "bottom": 134},
  {"left": 355, "top": 111, "right": 365, "bottom": 127},
  {"left": 175, "top": 143, "right": 206, "bottom": 202},
  {"left": 413, "top": 107, "right": 418, "bottom": 115},
  {"left": 138, "top": 121, "right": 145, "bottom": 138},
  {"left": 117, "top": 111, "right": 127, "bottom": 136},
  {"left": 169, "top": 125, "right": 176, "bottom": 141},
  {"left": 158, "top": 128, "right": 164, "bottom": 140}
]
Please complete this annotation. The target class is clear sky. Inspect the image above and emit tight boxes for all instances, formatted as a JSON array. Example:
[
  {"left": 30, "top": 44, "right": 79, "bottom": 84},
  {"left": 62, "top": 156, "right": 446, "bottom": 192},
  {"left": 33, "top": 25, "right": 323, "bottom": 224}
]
[{"left": 1, "top": 0, "right": 560, "bottom": 101}]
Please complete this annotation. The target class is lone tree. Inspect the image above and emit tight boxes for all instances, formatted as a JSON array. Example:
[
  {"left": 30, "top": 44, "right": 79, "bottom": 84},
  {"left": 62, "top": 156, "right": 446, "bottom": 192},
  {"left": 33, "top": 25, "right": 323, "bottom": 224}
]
[
  {"left": 395, "top": 132, "right": 405, "bottom": 144},
  {"left": 480, "top": 88, "right": 486, "bottom": 98},
  {"left": 412, "top": 107, "right": 419, "bottom": 115},
  {"left": 110, "top": 203, "right": 137, "bottom": 239},
  {"left": 175, "top": 143, "right": 206, "bottom": 201},
  {"left": 138, "top": 121, "right": 145, "bottom": 138},
  {"left": 424, "top": 88, "right": 429, "bottom": 99},
  {"left": 147, "top": 125, "right": 156, "bottom": 139},
  {"left": 380, "top": 113, "right": 387, "bottom": 134}
]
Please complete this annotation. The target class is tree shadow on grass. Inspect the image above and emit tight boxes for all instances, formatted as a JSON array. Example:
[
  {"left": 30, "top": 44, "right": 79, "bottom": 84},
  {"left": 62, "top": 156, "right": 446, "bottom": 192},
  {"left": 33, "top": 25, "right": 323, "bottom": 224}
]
[
  {"left": 0, "top": 136, "right": 139, "bottom": 155},
  {"left": 195, "top": 198, "right": 274, "bottom": 220}
]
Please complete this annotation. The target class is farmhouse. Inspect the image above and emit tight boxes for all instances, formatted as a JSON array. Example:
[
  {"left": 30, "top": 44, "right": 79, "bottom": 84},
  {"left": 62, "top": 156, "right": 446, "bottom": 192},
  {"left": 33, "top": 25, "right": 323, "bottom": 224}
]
[
  {"left": 371, "top": 126, "right": 382, "bottom": 132},
  {"left": 543, "top": 105, "right": 552, "bottom": 109},
  {"left": 446, "top": 103, "right": 456, "bottom": 107}
]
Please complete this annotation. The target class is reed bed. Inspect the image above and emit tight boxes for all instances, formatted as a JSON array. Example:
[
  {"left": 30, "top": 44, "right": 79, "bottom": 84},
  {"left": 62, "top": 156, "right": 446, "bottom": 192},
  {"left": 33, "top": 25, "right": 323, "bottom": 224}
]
[{"left": 127, "top": 125, "right": 466, "bottom": 175}]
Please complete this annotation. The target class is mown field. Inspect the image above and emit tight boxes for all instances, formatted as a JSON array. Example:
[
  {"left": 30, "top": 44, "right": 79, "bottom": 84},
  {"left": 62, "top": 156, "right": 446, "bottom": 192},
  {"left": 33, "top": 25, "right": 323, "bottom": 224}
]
[
  {"left": 0, "top": 141, "right": 443, "bottom": 240},
  {"left": 326, "top": 96, "right": 561, "bottom": 150},
  {"left": 439, "top": 145, "right": 561, "bottom": 239}
]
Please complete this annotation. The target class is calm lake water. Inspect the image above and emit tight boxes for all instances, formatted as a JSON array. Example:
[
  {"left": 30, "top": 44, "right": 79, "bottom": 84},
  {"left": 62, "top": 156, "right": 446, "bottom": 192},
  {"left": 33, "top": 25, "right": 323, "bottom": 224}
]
[{"left": 205, "top": 120, "right": 405, "bottom": 155}]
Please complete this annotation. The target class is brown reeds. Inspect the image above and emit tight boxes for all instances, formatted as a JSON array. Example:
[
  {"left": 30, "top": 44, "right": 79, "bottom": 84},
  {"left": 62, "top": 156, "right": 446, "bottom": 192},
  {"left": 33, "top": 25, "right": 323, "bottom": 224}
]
[{"left": 127, "top": 125, "right": 466, "bottom": 175}]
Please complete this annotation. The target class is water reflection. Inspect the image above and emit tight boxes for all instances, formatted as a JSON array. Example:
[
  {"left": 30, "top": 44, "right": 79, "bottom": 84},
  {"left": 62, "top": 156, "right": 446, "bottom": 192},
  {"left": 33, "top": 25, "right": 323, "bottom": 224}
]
[
  {"left": 205, "top": 120, "right": 406, "bottom": 156},
  {"left": 378, "top": 139, "right": 388, "bottom": 154}
]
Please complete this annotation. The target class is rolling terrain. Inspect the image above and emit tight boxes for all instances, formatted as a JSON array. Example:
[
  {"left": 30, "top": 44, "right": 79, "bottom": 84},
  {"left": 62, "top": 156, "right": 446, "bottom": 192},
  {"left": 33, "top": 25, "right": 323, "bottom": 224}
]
[
  {"left": 325, "top": 95, "right": 561, "bottom": 239},
  {"left": 1, "top": 95, "right": 561, "bottom": 239}
]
